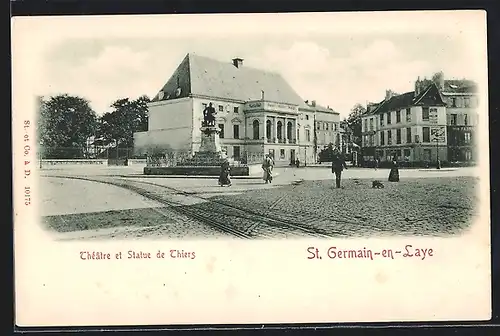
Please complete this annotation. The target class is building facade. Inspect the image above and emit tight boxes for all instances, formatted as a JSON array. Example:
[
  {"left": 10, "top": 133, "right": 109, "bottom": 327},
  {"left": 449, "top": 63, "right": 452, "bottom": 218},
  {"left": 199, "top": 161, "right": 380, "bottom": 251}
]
[
  {"left": 439, "top": 78, "right": 478, "bottom": 162},
  {"left": 134, "top": 53, "right": 320, "bottom": 165},
  {"left": 361, "top": 83, "right": 448, "bottom": 164}
]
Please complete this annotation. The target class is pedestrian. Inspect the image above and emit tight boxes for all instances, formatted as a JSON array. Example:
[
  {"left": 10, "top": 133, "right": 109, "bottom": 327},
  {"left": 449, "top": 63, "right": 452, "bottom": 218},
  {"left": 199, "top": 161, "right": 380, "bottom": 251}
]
[
  {"left": 295, "top": 158, "right": 300, "bottom": 168},
  {"left": 262, "top": 154, "right": 274, "bottom": 184},
  {"left": 374, "top": 157, "right": 379, "bottom": 170},
  {"left": 331, "top": 147, "right": 347, "bottom": 188},
  {"left": 218, "top": 157, "right": 231, "bottom": 187},
  {"left": 388, "top": 155, "right": 400, "bottom": 182}
]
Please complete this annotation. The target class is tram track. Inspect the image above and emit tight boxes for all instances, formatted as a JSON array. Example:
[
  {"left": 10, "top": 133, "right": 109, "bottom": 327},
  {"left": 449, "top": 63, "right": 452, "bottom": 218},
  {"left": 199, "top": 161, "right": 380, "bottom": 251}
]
[
  {"left": 44, "top": 174, "right": 331, "bottom": 239},
  {"left": 44, "top": 175, "right": 253, "bottom": 239},
  {"left": 113, "top": 177, "right": 333, "bottom": 238}
]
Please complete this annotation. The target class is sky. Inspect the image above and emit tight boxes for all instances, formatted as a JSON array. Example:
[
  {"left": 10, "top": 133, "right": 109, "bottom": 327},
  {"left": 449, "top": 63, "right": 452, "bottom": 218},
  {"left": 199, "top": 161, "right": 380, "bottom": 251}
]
[{"left": 14, "top": 11, "right": 486, "bottom": 119}]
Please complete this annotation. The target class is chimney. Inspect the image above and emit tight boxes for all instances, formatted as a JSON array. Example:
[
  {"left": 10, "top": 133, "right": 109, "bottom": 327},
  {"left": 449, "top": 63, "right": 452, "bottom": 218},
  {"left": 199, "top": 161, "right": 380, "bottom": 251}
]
[
  {"left": 311, "top": 100, "right": 316, "bottom": 107},
  {"left": 414, "top": 77, "right": 421, "bottom": 97},
  {"left": 432, "top": 71, "right": 445, "bottom": 90},
  {"left": 232, "top": 58, "right": 243, "bottom": 68},
  {"left": 385, "top": 90, "right": 393, "bottom": 101}
]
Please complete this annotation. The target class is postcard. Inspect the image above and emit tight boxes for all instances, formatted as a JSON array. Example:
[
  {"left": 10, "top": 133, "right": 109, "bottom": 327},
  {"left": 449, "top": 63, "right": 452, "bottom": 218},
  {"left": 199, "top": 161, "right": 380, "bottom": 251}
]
[{"left": 12, "top": 10, "right": 490, "bottom": 327}]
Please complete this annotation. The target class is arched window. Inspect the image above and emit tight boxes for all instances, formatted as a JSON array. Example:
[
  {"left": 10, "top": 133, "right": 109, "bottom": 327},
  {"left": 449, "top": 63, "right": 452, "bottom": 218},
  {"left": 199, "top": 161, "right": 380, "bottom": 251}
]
[
  {"left": 287, "top": 121, "right": 292, "bottom": 140},
  {"left": 277, "top": 121, "right": 283, "bottom": 140},
  {"left": 266, "top": 120, "right": 272, "bottom": 140},
  {"left": 253, "top": 120, "right": 260, "bottom": 140}
]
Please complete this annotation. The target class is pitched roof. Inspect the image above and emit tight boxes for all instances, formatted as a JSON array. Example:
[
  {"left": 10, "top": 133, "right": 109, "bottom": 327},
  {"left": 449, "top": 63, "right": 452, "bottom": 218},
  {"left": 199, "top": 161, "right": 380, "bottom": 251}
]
[
  {"left": 367, "top": 82, "right": 446, "bottom": 116},
  {"left": 151, "top": 53, "right": 308, "bottom": 107},
  {"left": 303, "top": 101, "right": 339, "bottom": 114},
  {"left": 442, "top": 79, "right": 478, "bottom": 94}
]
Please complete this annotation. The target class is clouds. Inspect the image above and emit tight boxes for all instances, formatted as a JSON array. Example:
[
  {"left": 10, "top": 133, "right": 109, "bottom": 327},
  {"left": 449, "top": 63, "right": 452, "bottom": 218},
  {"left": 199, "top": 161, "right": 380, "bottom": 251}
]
[
  {"left": 246, "top": 37, "right": 477, "bottom": 116},
  {"left": 38, "top": 34, "right": 478, "bottom": 119},
  {"left": 40, "top": 44, "right": 182, "bottom": 114}
]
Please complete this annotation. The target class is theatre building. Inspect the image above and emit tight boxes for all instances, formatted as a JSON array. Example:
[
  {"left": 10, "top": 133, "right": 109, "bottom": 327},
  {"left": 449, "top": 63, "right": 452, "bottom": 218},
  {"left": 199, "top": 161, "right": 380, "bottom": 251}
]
[
  {"left": 360, "top": 82, "right": 448, "bottom": 164},
  {"left": 134, "top": 53, "right": 316, "bottom": 165}
]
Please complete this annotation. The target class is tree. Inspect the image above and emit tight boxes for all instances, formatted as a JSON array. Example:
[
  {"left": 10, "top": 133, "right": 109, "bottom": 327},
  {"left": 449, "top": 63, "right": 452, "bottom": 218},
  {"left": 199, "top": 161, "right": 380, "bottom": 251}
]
[
  {"left": 343, "top": 103, "right": 366, "bottom": 146},
  {"left": 98, "top": 95, "right": 150, "bottom": 149},
  {"left": 38, "top": 94, "right": 98, "bottom": 158}
]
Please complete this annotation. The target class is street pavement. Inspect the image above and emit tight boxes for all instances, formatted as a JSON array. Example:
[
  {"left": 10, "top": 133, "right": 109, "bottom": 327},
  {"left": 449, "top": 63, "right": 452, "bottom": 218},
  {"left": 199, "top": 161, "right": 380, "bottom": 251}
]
[{"left": 40, "top": 164, "right": 479, "bottom": 239}]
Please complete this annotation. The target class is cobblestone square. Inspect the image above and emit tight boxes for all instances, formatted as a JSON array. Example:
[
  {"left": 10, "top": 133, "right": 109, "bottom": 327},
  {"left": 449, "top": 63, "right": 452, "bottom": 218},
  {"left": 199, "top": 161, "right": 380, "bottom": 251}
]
[{"left": 202, "top": 176, "right": 479, "bottom": 238}]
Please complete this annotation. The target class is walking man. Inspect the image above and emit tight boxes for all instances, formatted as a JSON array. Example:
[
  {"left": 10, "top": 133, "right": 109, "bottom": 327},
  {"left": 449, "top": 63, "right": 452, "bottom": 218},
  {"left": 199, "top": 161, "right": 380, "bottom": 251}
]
[{"left": 331, "top": 147, "right": 347, "bottom": 188}]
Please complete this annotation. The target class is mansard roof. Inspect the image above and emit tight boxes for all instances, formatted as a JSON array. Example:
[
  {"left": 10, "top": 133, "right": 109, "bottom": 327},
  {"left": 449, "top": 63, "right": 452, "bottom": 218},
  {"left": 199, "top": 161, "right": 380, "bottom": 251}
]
[
  {"left": 365, "top": 82, "right": 446, "bottom": 117},
  {"left": 151, "top": 53, "right": 308, "bottom": 108},
  {"left": 442, "top": 79, "right": 478, "bottom": 94}
]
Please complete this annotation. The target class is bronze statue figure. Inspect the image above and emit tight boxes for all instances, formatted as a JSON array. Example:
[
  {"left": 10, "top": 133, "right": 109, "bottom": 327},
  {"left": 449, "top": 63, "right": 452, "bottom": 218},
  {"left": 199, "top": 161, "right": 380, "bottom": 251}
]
[{"left": 202, "top": 102, "right": 217, "bottom": 127}]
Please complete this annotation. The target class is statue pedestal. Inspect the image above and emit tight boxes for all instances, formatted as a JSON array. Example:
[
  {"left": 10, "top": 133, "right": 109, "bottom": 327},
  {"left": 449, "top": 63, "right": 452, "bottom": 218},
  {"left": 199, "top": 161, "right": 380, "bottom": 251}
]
[
  {"left": 199, "top": 126, "right": 222, "bottom": 153},
  {"left": 144, "top": 124, "right": 260, "bottom": 176},
  {"left": 175, "top": 126, "right": 223, "bottom": 166}
]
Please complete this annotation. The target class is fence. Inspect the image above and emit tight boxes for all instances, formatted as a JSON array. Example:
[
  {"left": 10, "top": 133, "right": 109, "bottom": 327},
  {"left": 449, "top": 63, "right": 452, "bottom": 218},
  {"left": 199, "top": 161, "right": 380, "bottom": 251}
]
[
  {"left": 38, "top": 146, "right": 266, "bottom": 168},
  {"left": 146, "top": 151, "right": 265, "bottom": 168},
  {"left": 39, "top": 146, "right": 143, "bottom": 160}
]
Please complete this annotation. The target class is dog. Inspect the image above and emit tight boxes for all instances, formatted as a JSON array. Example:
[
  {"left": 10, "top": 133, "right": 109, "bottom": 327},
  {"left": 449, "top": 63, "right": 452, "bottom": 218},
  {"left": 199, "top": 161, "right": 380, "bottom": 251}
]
[{"left": 372, "top": 180, "right": 385, "bottom": 189}]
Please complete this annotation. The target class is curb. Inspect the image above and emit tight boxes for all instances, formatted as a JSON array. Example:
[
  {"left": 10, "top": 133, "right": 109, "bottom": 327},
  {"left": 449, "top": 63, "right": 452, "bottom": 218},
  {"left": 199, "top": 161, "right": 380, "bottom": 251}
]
[
  {"left": 110, "top": 174, "right": 281, "bottom": 180},
  {"left": 417, "top": 169, "right": 458, "bottom": 172}
]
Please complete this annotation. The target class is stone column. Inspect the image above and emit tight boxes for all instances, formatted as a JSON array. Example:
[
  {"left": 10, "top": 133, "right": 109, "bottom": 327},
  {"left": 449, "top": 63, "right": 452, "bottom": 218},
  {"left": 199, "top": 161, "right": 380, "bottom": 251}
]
[
  {"left": 263, "top": 115, "right": 267, "bottom": 143},
  {"left": 273, "top": 116, "right": 278, "bottom": 143}
]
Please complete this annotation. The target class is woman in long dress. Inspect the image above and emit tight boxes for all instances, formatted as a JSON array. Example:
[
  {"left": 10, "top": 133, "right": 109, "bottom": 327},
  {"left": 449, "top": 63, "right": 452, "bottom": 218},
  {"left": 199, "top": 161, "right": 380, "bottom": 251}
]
[
  {"left": 218, "top": 158, "right": 231, "bottom": 187},
  {"left": 388, "top": 156, "right": 400, "bottom": 182},
  {"left": 262, "top": 154, "right": 274, "bottom": 184}
]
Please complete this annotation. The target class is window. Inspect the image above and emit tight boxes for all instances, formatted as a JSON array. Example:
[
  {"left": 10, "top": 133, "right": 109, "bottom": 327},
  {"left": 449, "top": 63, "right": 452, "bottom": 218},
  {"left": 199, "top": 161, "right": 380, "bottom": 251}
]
[
  {"left": 380, "top": 114, "right": 384, "bottom": 126},
  {"left": 218, "top": 124, "right": 225, "bottom": 138},
  {"left": 464, "top": 97, "right": 471, "bottom": 108},
  {"left": 406, "top": 127, "right": 412, "bottom": 143},
  {"left": 423, "top": 127, "right": 430, "bottom": 142},
  {"left": 287, "top": 121, "right": 293, "bottom": 140},
  {"left": 280, "top": 149, "right": 285, "bottom": 159},
  {"left": 369, "top": 118, "right": 374, "bottom": 131},
  {"left": 305, "top": 115, "right": 309, "bottom": 120},
  {"left": 450, "top": 98, "right": 457, "bottom": 107},
  {"left": 422, "top": 107, "right": 430, "bottom": 121},
  {"left": 364, "top": 119, "right": 368, "bottom": 132},
  {"left": 334, "top": 123, "right": 338, "bottom": 131},
  {"left": 387, "top": 130, "right": 392, "bottom": 144},
  {"left": 450, "top": 114, "right": 457, "bottom": 125},
  {"left": 305, "top": 129, "right": 311, "bottom": 142},
  {"left": 277, "top": 121, "right": 283, "bottom": 140},
  {"left": 380, "top": 131, "right": 385, "bottom": 145},
  {"left": 396, "top": 129, "right": 401, "bottom": 144},
  {"left": 465, "top": 150, "right": 472, "bottom": 161},
  {"left": 406, "top": 108, "right": 411, "bottom": 122},
  {"left": 464, "top": 132, "right": 471, "bottom": 144},
  {"left": 233, "top": 124, "right": 239, "bottom": 139},
  {"left": 404, "top": 149, "right": 411, "bottom": 158},
  {"left": 234, "top": 106, "right": 239, "bottom": 113},
  {"left": 218, "top": 105, "right": 224, "bottom": 112},
  {"left": 252, "top": 120, "right": 259, "bottom": 140},
  {"left": 464, "top": 114, "right": 468, "bottom": 126},
  {"left": 396, "top": 111, "right": 401, "bottom": 123},
  {"left": 266, "top": 120, "right": 272, "bottom": 140},
  {"left": 325, "top": 123, "right": 329, "bottom": 130},
  {"left": 316, "top": 122, "right": 320, "bottom": 130},
  {"left": 233, "top": 146, "right": 241, "bottom": 160},
  {"left": 387, "top": 112, "right": 392, "bottom": 124}
]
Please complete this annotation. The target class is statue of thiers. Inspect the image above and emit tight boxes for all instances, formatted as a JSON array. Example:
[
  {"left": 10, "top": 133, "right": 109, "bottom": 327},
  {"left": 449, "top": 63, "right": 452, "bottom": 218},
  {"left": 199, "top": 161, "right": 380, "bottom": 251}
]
[
  {"left": 202, "top": 102, "right": 217, "bottom": 127},
  {"left": 202, "top": 102, "right": 218, "bottom": 136}
]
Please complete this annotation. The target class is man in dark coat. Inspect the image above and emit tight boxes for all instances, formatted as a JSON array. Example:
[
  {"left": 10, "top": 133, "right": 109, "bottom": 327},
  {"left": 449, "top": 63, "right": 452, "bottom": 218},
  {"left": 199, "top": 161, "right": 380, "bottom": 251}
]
[{"left": 331, "top": 147, "right": 347, "bottom": 188}]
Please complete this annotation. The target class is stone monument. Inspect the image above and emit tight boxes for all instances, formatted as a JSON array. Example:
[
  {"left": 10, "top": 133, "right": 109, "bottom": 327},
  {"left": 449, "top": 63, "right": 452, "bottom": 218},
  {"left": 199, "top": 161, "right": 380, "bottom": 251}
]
[
  {"left": 144, "top": 102, "right": 257, "bottom": 176},
  {"left": 177, "top": 103, "right": 224, "bottom": 166}
]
